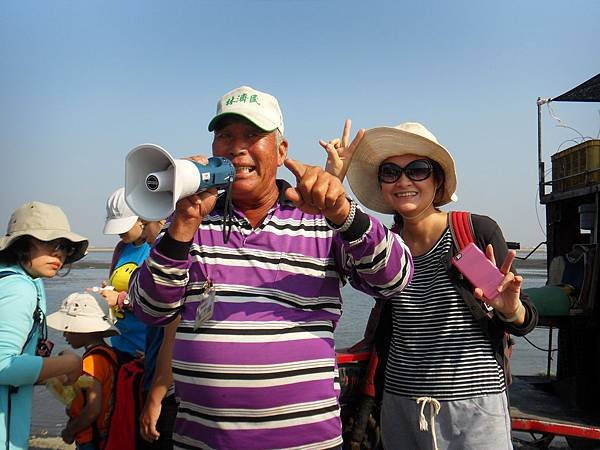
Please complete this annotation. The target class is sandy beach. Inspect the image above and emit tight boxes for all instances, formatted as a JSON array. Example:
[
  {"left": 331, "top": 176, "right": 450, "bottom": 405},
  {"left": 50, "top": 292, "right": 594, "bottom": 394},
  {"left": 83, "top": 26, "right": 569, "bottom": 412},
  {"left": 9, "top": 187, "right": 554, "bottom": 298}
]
[{"left": 29, "top": 436, "right": 74, "bottom": 450}]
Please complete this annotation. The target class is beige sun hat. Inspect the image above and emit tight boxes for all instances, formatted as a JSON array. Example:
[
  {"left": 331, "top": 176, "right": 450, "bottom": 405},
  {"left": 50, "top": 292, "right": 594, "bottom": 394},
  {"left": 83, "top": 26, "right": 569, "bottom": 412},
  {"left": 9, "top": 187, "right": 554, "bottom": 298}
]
[
  {"left": 346, "top": 122, "right": 458, "bottom": 214},
  {"left": 0, "top": 201, "right": 88, "bottom": 264},
  {"left": 46, "top": 292, "right": 119, "bottom": 336},
  {"left": 207, "top": 85, "right": 284, "bottom": 135}
]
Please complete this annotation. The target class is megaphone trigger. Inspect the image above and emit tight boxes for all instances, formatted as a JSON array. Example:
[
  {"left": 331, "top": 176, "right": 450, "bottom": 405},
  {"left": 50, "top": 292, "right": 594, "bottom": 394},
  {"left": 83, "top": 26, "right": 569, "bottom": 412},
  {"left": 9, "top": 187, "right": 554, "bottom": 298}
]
[{"left": 125, "top": 144, "right": 236, "bottom": 221}]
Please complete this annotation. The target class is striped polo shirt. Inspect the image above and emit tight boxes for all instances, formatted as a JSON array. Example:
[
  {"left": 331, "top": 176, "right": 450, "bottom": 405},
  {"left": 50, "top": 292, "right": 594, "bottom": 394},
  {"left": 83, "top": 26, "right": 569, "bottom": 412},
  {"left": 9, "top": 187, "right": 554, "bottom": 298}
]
[
  {"left": 385, "top": 229, "right": 505, "bottom": 401},
  {"left": 132, "top": 182, "right": 413, "bottom": 450}
]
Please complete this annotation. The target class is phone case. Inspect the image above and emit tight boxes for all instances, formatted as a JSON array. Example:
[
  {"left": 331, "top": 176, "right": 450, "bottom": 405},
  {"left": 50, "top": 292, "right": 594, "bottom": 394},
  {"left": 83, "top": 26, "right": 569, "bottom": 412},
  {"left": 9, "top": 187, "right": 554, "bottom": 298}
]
[{"left": 452, "top": 242, "right": 504, "bottom": 300}]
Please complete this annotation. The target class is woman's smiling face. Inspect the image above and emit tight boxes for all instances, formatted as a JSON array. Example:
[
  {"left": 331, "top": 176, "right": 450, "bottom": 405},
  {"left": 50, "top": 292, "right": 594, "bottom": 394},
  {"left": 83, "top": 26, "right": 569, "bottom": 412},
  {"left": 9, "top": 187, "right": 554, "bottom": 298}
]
[{"left": 379, "top": 154, "right": 439, "bottom": 218}]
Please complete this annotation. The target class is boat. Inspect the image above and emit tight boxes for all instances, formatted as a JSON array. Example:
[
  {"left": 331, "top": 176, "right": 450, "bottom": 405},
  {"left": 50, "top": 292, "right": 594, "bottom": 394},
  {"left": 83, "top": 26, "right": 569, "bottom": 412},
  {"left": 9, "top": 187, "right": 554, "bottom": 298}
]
[
  {"left": 336, "top": 73, "right": 600, "bottom": 449},
  {"left": 509, "top": 73, "right": 600, "bottom": 449}
]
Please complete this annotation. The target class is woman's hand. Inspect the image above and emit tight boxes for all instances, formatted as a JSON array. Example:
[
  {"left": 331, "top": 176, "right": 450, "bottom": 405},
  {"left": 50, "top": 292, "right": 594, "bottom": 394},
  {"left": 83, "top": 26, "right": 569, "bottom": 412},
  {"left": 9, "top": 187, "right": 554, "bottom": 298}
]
[
  {"left": 474, "top": 245, "right": 525, "bottom": 325},
  {"left": 320, "top": 119, "right": 365, "bottom": 181},
  {"left": 59, "top": 350, "right": 84, "bottom": 385}
]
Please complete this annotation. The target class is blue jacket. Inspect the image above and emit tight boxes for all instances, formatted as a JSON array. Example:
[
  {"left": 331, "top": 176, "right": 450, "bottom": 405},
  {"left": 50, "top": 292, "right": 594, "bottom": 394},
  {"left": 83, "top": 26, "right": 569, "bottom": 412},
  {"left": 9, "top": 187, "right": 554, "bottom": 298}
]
[{"left": 0, "top": 263, "right": 45, "bottom": 450}]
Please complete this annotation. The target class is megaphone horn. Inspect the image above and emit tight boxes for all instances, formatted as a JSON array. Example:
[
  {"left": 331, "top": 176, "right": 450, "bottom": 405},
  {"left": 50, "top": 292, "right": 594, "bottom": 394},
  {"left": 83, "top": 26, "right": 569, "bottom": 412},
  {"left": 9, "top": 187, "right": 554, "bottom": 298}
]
[{"left": 125, "top": 144, "right": 235, "bottom": 221}]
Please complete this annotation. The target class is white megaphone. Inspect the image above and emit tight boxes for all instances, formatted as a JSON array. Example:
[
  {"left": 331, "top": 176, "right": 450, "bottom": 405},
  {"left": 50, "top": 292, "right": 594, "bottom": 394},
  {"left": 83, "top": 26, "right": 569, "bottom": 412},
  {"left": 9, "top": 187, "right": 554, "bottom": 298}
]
[{"left": 125, "top": 144, "right": 235, "bottom": 221}]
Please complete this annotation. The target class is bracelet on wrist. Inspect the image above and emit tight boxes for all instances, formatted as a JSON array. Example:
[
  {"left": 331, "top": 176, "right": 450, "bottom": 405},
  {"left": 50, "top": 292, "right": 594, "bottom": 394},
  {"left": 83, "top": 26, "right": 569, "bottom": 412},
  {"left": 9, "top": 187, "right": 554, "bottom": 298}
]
[
  {"left": 333, "top": 199, "right": 356, "bottom": 233},
  {"left": 496, "top": 302, "right": 525, "bottom": 323}
]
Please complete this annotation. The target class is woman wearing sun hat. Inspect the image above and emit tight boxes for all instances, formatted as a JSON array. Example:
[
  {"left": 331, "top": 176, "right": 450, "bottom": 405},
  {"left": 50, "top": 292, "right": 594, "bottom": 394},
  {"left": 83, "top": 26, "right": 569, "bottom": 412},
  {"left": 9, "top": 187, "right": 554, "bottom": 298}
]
[
  {"left": 324, "top": 121, "right": 538, "bottom": 449},
  {"left": 0, "top": 201, "right": 88, "bottom": 450}
]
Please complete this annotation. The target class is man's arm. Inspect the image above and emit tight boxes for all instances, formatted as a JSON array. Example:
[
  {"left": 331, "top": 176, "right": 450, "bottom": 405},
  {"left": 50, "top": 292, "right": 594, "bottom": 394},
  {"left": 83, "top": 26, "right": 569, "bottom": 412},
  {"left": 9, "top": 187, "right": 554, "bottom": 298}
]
[
  {"left": 283, "top": 159, "right": 413, "bottom": 299},
  {"left": 333, "top": 207, "right": 413, "bottom": 299},
  {"left": 131, "top": 155, "right": 219, "bottom": 326}
]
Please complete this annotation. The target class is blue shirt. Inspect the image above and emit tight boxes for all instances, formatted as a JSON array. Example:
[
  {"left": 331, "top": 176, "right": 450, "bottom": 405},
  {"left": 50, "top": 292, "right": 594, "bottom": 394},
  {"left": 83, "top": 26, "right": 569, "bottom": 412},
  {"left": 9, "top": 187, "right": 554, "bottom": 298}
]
[
  {"left": 0, "top": 264, "right": 45, "bottom": 450},
  {"left": 109, "top": 242, "right": 150, "bottom": 356}
]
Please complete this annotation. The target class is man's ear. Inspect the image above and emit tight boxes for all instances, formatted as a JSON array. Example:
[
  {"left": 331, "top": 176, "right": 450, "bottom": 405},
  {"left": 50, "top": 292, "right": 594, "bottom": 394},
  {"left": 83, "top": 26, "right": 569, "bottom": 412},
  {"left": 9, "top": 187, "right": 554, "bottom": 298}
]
[{"left": 277, "top": 139, "right": 289, "bottom": 166}]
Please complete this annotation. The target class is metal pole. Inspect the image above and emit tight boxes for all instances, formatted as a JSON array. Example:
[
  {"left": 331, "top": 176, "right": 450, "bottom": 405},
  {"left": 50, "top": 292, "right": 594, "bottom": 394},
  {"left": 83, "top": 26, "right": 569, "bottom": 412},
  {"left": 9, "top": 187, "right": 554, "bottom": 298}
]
[
  {"left": 547, "top": 326, "right": 553, "bottom": 377},
  {"left": 537, "top": 97, "right": 548, "bottom": 198}
]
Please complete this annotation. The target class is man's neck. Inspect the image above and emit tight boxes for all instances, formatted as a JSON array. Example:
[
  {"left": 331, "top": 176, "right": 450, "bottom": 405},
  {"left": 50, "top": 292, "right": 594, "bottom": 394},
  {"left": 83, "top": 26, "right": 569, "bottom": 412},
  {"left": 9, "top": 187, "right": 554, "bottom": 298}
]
[{"left": 233, "top": 185, "right": 281, "bottom": 228}]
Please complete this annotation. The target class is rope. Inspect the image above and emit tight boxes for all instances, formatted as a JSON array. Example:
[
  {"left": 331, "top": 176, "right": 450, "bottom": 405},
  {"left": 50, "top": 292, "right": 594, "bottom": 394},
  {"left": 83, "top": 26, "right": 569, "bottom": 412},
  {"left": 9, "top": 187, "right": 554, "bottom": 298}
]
[{"left": 416, "top": 396, "right": 441, "bottom": 450}]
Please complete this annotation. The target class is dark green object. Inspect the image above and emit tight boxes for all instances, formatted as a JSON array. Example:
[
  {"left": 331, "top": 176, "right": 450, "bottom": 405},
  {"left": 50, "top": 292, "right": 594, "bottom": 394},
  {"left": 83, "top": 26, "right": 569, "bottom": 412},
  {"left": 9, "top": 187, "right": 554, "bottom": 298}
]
[{"left": 523, "top": 286, "right": 571, "bottom": 316}]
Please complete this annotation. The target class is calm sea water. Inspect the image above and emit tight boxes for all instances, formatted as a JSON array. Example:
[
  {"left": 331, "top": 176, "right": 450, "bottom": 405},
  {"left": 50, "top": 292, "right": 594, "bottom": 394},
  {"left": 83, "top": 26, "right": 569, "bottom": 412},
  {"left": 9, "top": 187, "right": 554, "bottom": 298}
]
[{"left": 31, "top": 251, "right": 551, "bottom": 436}]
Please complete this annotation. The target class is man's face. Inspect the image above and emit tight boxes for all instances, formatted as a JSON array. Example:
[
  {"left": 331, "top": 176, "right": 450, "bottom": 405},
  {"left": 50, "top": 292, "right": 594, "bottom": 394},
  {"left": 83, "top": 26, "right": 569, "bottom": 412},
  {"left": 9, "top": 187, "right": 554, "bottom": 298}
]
[{"left": 212, "top": 117, "right": 287, "bottom": 204}]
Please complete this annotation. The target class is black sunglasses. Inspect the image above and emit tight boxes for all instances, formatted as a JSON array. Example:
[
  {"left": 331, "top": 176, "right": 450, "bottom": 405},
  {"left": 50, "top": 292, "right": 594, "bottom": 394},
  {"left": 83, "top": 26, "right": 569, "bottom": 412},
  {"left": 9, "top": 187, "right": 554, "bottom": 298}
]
[
  {"left": 378, "top": 159, "right": 434, "bottom": 184},
  {"left": 35, "top": 238, "right": 77, "bottom": 257}
]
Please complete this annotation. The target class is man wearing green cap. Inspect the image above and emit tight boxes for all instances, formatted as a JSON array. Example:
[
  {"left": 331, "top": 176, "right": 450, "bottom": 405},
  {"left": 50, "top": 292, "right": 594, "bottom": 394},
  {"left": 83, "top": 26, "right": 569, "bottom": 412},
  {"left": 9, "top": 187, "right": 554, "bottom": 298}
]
[{"left": 131, "top": 86, "right": 414, "bottom": 449}]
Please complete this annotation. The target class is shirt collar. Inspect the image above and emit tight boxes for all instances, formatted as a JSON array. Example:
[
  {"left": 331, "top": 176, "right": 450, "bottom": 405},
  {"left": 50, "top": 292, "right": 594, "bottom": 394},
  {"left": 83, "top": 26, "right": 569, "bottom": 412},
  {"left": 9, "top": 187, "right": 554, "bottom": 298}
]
[{"left": 215, "top": 179, "right": 294, "bottom": 211}]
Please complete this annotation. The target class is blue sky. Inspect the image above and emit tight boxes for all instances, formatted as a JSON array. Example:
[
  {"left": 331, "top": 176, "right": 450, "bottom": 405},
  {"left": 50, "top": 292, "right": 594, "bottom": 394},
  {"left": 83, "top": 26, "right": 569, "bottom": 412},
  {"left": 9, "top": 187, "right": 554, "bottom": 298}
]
[{"left": 1, "top": 0, "right": 598, "bottom": 247}]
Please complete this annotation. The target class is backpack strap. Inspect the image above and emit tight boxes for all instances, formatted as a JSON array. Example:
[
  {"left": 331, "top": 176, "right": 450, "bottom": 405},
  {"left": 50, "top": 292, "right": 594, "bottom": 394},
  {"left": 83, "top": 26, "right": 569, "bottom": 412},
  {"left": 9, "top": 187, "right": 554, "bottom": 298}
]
[
  {"left": 85, "top": 344, "right": 119, "bottom": 368},
  {"left": 449, "top": 211, "right": 475, "bottom": 250},
  {"left": 84, "top": 345, "right": 119, "bottom": 449}
]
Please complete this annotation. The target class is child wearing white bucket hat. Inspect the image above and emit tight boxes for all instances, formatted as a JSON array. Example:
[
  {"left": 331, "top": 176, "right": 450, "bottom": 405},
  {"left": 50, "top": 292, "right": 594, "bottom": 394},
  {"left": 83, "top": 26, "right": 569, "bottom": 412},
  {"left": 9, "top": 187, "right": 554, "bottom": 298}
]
[
  {"left": 0, "top": 201, "right": 87, "bottom": 450},
  {"left": 46, "top": 292, "right": 119, "bottom": 449},
  {"left": 94, "top": 187, "right": 167, "bottom": 364},
  {"left": 323, "top": 120, "right": 538, "bottom": 450}
]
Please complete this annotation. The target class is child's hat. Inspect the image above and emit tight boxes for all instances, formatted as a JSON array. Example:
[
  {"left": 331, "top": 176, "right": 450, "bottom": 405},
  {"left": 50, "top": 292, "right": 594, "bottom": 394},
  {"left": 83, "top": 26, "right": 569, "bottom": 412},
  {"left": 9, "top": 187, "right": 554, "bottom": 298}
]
[
  {"left": 47, "top": 292, "right": 119, "bottom": 336},
  {"left": 103, "top": 187, "right": 139, "bottom": 235}
]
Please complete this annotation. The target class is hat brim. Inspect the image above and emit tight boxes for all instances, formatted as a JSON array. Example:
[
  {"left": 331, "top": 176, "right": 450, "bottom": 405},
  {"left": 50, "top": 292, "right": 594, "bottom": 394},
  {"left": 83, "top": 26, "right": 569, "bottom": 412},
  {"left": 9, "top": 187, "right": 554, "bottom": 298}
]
[
  {"left": 347, "top": 127, "right": 458, "bottom": 214},
  {"left": 103, "top": 215, "right": 139, "bottom": 235},
  {"left": 208, "top": 112, "right": 279, "bottom": 133},
  {"left": 0, "top": 229, "right": 88, "bottom": 264},
  {"left": 46, "top": 311, "right": 120, "bottom": 337}
]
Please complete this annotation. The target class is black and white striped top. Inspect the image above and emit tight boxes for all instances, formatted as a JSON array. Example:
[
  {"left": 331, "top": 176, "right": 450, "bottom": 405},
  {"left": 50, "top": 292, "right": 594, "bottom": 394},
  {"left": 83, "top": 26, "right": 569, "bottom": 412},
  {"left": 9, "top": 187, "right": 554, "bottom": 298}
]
[{"left": 384, "top": 229, "right": 505, "bottom": 401}]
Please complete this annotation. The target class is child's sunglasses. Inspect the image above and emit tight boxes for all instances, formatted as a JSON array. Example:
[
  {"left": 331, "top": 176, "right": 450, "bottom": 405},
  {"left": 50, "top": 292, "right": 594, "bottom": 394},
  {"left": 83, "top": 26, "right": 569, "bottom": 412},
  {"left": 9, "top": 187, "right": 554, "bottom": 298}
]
[{"left": 378, "top": 159, "right": 434, "bottom": 184}]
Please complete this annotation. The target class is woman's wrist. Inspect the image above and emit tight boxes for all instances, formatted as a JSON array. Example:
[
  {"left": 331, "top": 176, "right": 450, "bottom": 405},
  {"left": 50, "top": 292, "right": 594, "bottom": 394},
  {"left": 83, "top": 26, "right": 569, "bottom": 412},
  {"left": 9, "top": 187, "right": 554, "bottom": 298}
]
[{"left": 496, "top": 301, "right": 525, "bottom": 323}]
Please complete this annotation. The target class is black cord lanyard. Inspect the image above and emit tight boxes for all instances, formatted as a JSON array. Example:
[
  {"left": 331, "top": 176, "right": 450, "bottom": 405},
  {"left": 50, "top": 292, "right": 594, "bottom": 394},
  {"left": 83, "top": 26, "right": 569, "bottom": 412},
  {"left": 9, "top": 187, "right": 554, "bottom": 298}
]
[{"left": 222, "top": 183, "right": 234, "bottom": 244}]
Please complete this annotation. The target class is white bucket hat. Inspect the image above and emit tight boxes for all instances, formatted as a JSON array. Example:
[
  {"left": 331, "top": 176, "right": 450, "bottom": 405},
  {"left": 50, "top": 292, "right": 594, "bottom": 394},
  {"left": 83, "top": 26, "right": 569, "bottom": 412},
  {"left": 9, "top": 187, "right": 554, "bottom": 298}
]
[
  {"left": 0, "top": 201, "right": 88, "bottom": 264},
  {"left": 103, "top": 187, "right": 139, "bottom": 235},
  {"left": 208, "top": 85, "right": 284, "bottom": 135},
  {"left": 46, "top": 292, "right": 119, "bottom": 336},
  {"left": 347, "top": 122, "right": 458, "bottom": 214}
]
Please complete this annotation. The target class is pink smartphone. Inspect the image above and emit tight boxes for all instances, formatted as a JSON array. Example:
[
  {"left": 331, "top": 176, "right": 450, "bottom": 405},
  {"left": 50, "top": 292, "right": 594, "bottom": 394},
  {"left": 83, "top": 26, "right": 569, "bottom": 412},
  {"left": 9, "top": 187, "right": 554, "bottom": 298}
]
[{"left": 452, "top": 242, "right": 504, "bottom": 300}]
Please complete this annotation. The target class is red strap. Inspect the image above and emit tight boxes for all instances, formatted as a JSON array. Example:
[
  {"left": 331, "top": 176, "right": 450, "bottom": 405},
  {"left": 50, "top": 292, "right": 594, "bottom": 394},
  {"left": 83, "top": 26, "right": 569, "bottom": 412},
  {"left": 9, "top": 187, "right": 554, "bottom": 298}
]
[{"left": 450, "top": 211, "right": 474, "bottom": 250}]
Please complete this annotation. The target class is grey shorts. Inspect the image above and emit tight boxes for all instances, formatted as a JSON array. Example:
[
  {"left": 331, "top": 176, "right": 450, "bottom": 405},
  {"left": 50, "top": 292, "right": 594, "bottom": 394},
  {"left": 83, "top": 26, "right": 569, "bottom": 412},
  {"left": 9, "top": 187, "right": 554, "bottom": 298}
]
[{"left": 381, "top": 392, "right": 513, "bottom": 450}]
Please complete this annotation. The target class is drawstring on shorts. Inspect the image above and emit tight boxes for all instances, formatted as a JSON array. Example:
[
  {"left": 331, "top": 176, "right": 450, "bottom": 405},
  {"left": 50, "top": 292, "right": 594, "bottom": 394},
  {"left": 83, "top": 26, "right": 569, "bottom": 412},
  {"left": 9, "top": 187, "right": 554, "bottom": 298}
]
[{"left": 416, "top": 396, "right": 441, "bottom": 450}]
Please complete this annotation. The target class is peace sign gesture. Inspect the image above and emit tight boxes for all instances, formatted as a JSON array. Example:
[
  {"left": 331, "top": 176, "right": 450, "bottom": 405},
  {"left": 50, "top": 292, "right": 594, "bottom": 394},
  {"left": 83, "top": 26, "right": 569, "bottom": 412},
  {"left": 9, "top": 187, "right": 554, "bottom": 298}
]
[{"left": 320, "top": 119, "right": 365, "bottom": 181}]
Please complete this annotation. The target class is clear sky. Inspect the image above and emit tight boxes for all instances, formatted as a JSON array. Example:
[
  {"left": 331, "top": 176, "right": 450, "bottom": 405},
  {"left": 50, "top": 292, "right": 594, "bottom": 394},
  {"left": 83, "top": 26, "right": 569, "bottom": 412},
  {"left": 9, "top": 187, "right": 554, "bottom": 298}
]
[{"left": 1, "top": 0, "right": 598, "bottom": 248}]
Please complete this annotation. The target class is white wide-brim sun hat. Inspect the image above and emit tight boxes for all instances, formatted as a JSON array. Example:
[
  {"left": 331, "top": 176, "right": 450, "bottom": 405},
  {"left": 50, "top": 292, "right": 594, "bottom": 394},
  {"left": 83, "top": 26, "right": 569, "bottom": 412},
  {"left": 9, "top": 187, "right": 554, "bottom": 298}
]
[
  {"left": 46, "top": 292, "right": 120, "bottom": 336},
  {"left": 347, "top": 122, "right": 458, "bottom": 214}
]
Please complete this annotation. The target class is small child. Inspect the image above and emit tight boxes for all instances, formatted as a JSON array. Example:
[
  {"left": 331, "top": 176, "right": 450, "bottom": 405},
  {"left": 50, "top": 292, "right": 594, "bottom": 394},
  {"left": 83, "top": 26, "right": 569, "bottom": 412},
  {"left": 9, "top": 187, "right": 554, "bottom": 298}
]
[{"left": 46, "top": 292, "right": 119, "bottom": 450}]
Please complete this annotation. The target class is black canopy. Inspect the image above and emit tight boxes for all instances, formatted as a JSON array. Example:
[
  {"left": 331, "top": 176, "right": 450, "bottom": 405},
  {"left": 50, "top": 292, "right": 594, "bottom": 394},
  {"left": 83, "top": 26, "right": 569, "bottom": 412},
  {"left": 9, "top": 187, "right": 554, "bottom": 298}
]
[{"left": 552, "top": 73, "right": 600, "bottom": 102}]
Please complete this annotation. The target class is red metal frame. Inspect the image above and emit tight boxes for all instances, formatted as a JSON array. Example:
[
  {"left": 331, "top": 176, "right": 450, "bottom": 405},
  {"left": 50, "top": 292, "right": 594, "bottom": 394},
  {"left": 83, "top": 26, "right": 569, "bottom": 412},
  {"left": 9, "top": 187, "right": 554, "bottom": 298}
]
[{"left": 512, "top": 418, "right": 600, "bottom": 440}]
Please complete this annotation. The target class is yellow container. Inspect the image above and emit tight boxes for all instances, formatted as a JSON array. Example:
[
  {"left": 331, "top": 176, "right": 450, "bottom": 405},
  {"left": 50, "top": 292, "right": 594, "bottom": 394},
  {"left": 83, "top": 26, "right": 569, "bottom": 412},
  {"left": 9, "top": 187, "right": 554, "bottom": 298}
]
[{"left": 551, "top": 139, "right": 600, "bottom": 192}]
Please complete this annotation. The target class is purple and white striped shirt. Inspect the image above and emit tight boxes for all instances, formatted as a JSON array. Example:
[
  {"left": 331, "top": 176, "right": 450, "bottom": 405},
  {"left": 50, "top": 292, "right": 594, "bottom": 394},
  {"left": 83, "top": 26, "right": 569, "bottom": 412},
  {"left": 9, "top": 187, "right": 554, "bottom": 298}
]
[{"left": 132, "top": 183, "right": 412, "bottom": 450}]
